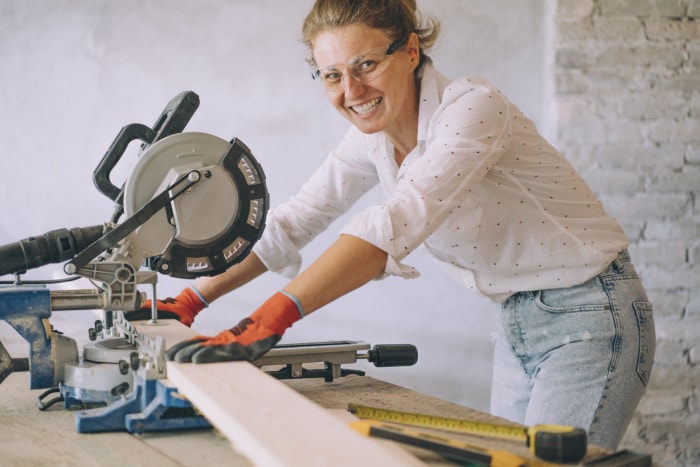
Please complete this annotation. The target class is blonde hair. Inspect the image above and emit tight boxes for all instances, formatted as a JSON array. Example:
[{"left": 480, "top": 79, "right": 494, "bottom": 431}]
[{"left": 301, "top": 0, "right": 440, "bottom": 70}]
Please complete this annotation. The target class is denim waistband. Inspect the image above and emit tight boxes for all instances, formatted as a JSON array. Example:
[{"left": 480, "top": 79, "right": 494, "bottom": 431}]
[
  {"left": 614, "top": 248, "right": 631, "bottom": 264},
  {"left": 603, "top": 248, "right": 632, "bottom": 275},
  {"left": 507, "top": 249, "right": 632, "bottom": 302}
]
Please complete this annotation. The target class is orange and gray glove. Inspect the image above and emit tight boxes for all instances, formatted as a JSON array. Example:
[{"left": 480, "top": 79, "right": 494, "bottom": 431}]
[
  {"left": 165, "top": 291, "right": 304, "bottom": 363},
  {"left": 124, "top": 286, "right": 208, "bottom": 327}
]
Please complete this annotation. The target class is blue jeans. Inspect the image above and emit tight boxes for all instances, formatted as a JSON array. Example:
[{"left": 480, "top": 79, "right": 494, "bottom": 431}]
[{"left": 490, "top": 250, "right": 655, "bottom": 451}]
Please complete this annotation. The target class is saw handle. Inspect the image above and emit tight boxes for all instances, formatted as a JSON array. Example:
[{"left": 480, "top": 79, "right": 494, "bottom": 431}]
[
  {"left": 93, "top": 90, "right": 200, "bottom": 202},
  {"left": 368, "top": 344, "right": 418, "bottom": 367},
  {"left": 94, "top": 123, "right": 155, "bottom": 201}
]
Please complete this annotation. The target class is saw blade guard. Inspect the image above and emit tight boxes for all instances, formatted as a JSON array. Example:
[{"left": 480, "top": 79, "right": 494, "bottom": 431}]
[{"left": 121, "top": 132, "right": 269, "bottom": 279}]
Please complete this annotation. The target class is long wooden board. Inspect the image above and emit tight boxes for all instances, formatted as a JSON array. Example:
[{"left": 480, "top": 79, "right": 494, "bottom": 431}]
[
  {"left": 168, "top": 361, "right": 425, "bottom": 467},
  {"left": 136, "top": 320, "right": 424, "bottom": 467}
]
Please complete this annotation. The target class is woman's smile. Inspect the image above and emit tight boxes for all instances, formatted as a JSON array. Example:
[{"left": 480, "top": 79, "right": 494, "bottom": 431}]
[{"left": 350, "top": 97, "right": 383, "bottom": 116}]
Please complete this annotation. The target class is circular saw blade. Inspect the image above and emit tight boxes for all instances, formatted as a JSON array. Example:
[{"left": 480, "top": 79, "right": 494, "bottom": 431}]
[{"left": 123, "top": 132, "right": 268, "bottom": 279}]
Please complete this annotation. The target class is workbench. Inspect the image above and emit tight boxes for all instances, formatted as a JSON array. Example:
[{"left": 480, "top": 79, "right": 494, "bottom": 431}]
[
  {"left": 0, "top": 315, "right": 613, "bottom": 466},
  {"left": 1, "top": 363, "right": 612, "bottom": 465}
]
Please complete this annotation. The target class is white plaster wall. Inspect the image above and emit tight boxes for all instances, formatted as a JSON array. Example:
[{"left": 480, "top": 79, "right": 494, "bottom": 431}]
[{"left": 0, "top": 0, "right": 544, "bottom": 411}]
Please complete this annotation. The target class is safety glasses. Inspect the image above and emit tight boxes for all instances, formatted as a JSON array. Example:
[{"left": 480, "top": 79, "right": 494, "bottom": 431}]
[{"left": 311, "top": 36, "right": 407, "bottom": 92}]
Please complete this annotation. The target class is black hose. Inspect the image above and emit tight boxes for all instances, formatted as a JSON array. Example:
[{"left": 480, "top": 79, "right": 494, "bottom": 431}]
[{"left": 0, "top": 225, "right": 104, "bottom": 277}]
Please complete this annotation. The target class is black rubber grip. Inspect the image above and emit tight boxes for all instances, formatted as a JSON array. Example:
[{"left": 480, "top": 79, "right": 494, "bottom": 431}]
[{"left": 368, "top": 344, "right": 418, "bottom": 367}]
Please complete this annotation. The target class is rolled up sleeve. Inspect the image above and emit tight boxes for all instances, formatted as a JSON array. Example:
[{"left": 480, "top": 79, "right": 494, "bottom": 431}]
[{"left": 253, "top": 128, "right": 378, "bottom": 277}]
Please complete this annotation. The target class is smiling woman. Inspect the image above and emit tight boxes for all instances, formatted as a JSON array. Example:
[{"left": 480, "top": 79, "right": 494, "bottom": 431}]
[
  {"left": 0, "top": 0, "right": 539, "bottom": 417},
  {"left": 140, "top": 0, "right": 655, "bottom": 452}
]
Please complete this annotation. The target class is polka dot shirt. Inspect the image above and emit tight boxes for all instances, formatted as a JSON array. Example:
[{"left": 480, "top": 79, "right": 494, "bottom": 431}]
[{"left": 253, "top": 62, "right": 628, "bottom": 303}]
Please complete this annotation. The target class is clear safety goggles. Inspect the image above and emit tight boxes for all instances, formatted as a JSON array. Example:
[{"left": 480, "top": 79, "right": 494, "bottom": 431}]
[{"left": 311, "top": 36, "right": 407, "bottom": 92}]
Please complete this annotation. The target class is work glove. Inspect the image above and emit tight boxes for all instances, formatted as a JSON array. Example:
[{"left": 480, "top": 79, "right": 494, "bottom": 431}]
[
  {"left": 124, "top": 286, "right": 208, "bottom": 327},
  {"left": 165, "top": 291, "right": 304, "bottom": 363}
]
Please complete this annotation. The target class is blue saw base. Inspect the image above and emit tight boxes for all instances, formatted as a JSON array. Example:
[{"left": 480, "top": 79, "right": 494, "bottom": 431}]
[
  {"left": 1, "top": 284, "right": 210, "bottom": 433},
  {"left": 74, "top": 374, "right": 211, "bottom": 433},
  {"left": 0, "top": 285, "right": 56, "bottom": 389}
]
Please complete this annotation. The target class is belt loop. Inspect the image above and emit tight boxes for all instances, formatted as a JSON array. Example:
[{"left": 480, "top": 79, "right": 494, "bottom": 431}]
[
  {"left": 520, "top": 290, "right": 536, "bottom": 301},
  {"left": 613, "top": 258, "right": 624, "bottom": 273}
]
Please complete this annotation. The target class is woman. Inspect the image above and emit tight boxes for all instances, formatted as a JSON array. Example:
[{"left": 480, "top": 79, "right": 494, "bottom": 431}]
[{"left": 154, "top": 0, "right": 655, "bottom": 450}]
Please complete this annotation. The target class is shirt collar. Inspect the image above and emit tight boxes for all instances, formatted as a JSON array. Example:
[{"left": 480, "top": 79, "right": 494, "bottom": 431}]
[{"left": 416, "top": 60, "right": 441, "bottom": 143}]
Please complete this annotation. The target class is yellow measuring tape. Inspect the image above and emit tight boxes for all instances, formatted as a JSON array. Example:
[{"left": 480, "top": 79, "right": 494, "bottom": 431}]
[
  {"left": 347, "top": 403, "right": 587, "bottom": 464},
  {"left": 350, "top": 419, "right": 527, "bottom": 467}
]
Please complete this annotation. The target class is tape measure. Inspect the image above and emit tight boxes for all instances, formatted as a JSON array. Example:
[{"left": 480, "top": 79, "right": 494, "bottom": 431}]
[
  {"left": 347, "top": 403, "right": 587, "bottom": 464},
  {"left": 350, "top": 420, "right": 526, "bottom": 467}
]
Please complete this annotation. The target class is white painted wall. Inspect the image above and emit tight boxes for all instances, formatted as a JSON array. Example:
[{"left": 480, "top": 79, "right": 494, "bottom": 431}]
[{"left": 0, "top": 0, "right": 544, "bottom": 412}]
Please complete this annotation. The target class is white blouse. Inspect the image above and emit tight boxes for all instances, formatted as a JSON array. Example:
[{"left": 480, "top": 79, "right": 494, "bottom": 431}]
[{"left": 252, "top": 62, "right": 628, "bottom": 303}]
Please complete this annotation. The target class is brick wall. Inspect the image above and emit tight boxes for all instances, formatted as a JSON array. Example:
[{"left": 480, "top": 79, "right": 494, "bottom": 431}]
[{"left": 548, "top": 0, "right": 700, "bottom": 464}]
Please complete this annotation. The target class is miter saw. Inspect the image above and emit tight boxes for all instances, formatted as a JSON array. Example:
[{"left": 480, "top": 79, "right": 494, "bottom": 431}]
[
  {"left": 0, "top": 91, "right": 418, "bottom": 434},
  {"left": 0, "top": 90, "right": 269, "bottom": 432}
]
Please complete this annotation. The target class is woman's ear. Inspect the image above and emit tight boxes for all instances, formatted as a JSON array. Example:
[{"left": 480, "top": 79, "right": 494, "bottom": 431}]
[{"left": 406, "top": 32, "right": 420, "bottom": 68}]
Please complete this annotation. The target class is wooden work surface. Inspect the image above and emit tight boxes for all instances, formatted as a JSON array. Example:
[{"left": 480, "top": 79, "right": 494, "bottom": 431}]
[
  {"left": 288, "top": 375, "right": 612, "bottom": 466},
  {"left": 0, "top": 368, "right": 611, "bottom": 466},
  {"left": 0, "top": 318, "right": 613, "bottom": 466}
]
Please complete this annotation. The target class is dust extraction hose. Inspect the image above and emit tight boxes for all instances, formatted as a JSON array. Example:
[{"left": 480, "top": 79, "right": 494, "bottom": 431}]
[{"left": 0, "top": 225, "right": 104, "bottom": 277}]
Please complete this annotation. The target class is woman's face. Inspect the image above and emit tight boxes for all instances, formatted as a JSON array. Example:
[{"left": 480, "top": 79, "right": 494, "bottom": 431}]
[{"left": 311, "top": 24, "right": 419, "bottom": 135}]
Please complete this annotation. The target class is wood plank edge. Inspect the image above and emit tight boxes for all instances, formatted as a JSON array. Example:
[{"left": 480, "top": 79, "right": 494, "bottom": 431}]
[{"left": 167, "top": 360, "right": 426, "bottom": 467}]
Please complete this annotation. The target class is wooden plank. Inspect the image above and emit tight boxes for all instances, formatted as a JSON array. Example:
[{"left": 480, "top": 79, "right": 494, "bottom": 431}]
[
  {"left": 167, "top": 361, "right": 426, "bottom": 467},
  {"left": 133, "top": 319, "right": 198, "bottom": 346},
  {"left": 136, "top": 321, "right": 425, "bottom": 466}
]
